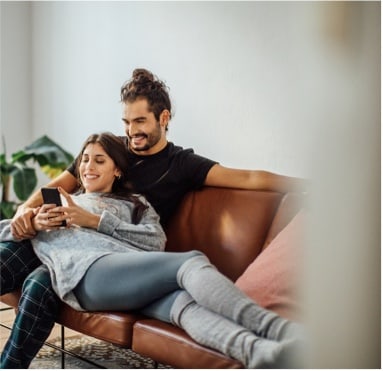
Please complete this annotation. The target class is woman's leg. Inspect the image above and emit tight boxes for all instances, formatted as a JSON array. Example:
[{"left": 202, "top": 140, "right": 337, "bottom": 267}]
[
  {"left": 170, "top": 291, "right": 302, "bottom": 368},
  {"left": 73, "top": 250, "right": 201, "bottom": 312},
  {"left": 140, "top": 290, "right": 183, "bottom": 323},
  {"left": 176, "top": 254, "right": 303, "bottom": 342}
]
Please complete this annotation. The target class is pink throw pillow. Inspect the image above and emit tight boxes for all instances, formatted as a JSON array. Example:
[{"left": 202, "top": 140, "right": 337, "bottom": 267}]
[{"left": 235, "top": 210, "right": 305, "bottom": 321}]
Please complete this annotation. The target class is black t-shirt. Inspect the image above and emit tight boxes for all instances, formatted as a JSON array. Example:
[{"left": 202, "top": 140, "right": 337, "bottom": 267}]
[{"left": 67, "top": 139, "right": 217, "bottom": 226}]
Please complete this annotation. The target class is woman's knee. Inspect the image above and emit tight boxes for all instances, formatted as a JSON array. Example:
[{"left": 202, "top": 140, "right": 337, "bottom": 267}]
[
  {"left": 176, "top": 253, "right": 213, "bottom": 288},
  {"left": 183, "top": 250, "right": 210, "bottom": 264},
  {"left": 184, "top": 250, "right": 205, "bottom": 259}
]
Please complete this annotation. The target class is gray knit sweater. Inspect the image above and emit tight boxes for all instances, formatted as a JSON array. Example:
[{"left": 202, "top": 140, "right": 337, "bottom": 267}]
[{"left": 0, "top": 193, "right": 167, "bottom": 310}]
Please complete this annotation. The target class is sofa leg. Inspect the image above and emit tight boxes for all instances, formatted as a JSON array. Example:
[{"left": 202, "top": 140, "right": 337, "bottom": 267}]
[
  {"left": 54, "top": 324, "right": 106, "bottom": 368},
  {"left": 61, "top": 325, "right": 65, "bottom": 369}
]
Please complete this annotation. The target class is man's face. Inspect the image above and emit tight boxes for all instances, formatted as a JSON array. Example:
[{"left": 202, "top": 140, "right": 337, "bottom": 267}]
[{"left": 122, "top": 99, "right": 167, "bottom": 155}]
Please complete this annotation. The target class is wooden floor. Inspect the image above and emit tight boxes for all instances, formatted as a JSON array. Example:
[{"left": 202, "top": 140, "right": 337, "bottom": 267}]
[{"left": 0, "top": 302, "right": 81, "bottom": 351}]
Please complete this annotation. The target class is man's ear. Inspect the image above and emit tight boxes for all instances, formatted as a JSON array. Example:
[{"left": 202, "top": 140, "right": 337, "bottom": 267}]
[{"left": 160, "top": 110, "right": 170, "bottom": 129}]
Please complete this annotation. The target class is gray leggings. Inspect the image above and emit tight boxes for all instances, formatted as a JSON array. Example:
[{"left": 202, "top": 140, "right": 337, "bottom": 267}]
[
  {"left": 73, "top": 250, "right": 201, "bottom": 323},
  {"left": 74, "top": 251, "right": 302, "bottom": 368}
]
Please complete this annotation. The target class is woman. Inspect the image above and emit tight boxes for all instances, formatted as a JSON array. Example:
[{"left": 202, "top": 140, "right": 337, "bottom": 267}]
[{"left": 0, "top": 132, "right": 303, "bottom": 368}]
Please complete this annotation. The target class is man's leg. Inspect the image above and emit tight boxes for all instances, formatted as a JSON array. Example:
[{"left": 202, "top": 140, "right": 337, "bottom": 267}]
[
  {"left": 0, "top": 265, "right": 60, "bottom": 368},
  {"left": 0, "top": 240, "right": 41, "bottom": 295}
]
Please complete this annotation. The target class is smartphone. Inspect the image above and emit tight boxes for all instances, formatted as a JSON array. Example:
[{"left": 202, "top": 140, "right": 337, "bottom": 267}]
[{"left": 41, "top": 187, "right": 66, "bottom": 226}]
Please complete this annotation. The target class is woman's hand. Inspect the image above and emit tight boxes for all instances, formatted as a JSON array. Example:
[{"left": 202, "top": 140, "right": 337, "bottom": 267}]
[
  {"left": 32, "top": 204, "right": 65, "bottom": 232},
  {"left": 49, "top": 188, "right": 101, "bottom": 229}
]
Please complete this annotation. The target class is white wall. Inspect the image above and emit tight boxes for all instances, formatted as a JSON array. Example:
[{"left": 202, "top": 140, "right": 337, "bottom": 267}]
[
  {"left": 2, "top": 2, "right": 379, "bottom": 177},
  {"left": 0, "top": 1, "right": 334, "bottom": 175},
  {"left": 1, "top": 1, "right": 380, "bottom": 368},
  {"left": 0, "top": 1, "right": 32, "bottom": 155}
]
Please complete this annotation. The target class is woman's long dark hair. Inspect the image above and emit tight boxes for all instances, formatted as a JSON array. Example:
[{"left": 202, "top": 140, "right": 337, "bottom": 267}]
[{"left": 75, "top": 132, "right": 148, "bottom": 224}]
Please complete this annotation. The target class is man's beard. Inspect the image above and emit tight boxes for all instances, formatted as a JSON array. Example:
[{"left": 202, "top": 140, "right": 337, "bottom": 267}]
[
  {"left": 128, "top": 123, "right": 162, "bottom": 152},
  {"left": 132, "top": 139, "right": 151, "bottom": 152}
]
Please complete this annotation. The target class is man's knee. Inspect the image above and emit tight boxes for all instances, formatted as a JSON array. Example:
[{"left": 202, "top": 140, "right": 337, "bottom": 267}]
[
  {"left": 22, "top": 266, "right": 53, "bottom": 294},
  {"left": 21, "top": 266, "right": 59, "bottom": 312},
  {"left": 0, "top": 240, "right": 34, "bottom": 259},
  {"left": 0, "top": 240, "right": 40, "bottom": 294},
  {"left": 0, "top": 240, "right": 40, "bottom": 272}
]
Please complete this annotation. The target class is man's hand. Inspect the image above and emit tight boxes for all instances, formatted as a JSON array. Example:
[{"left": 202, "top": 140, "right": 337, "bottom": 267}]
[{"left": 10, "top": 206, "right": 38, "bottom": 239}]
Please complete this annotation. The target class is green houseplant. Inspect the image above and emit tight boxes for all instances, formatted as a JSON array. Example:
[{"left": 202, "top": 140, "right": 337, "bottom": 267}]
[{"left": 1, "top": 135, "right": 74, "bottom": 219}]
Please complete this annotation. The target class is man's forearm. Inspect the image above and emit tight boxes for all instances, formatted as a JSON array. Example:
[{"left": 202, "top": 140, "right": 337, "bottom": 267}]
[
  {"left": 16, "top": 170, "right": 78, "bottom": 216},
  {"left": 205, "top": 165, "right": 309, "bottom": 193},
  {"left": 23, "top": 189, "right": 44, "bottom": 209}
]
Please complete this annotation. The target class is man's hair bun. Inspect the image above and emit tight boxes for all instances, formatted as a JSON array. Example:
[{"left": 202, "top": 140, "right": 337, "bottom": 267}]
[{"left": 132, "top": 68, "right": 155, "bottom": 83}]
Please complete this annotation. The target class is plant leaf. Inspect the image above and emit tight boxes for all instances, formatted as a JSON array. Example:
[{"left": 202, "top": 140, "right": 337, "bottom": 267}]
[
  {"left": 12, "top": 135, "right": 74, "bottom": 169},
  {"left": 1, "top": 135, "right": 74, "bottom": 203},
  {"left": 0, "top": 162, "right": 16, "bottom": 176},
  {"left": 40, "top": 165, "right": 67, "bottom": 179},
  {"left": 0, "top": 153, "right": 6, "bottom": 165},
  {"left": 0, "top": 201, "right": 18, "bottom": 220},
  {"left": 11, "top": 164, "right": 37, "bottom": 201}
]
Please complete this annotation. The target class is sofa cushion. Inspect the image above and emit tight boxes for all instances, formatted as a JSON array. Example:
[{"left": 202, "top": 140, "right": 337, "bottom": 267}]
[{"left": 235, "top": 209, "right": 305, "bottom": 321}]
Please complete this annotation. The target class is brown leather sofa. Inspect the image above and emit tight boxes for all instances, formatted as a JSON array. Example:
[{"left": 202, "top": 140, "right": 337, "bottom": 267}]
[{"left": 0, "top": 186, "right": 304, "bottom": 368}]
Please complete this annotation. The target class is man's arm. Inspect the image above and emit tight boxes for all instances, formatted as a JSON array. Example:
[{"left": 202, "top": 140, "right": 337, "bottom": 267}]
[
  {"left": 204, "top": 164, "right": 308, "bottom": 193},
  {"left": 11, "top": 170, "right": 78, "bottom": 239}
]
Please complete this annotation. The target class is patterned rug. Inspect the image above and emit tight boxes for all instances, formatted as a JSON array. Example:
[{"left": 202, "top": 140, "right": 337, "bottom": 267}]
[{"left": 29, "top": 335, "right": 172, "bottom": 369}]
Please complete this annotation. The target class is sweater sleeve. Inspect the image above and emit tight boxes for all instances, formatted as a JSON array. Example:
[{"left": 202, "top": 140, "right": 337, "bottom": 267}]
[
  {"left": 97, "top": 203, "right": 167, "bottom": 252},
  {"left": 0, "top": 220, "right": 19, "bottom": 242}
]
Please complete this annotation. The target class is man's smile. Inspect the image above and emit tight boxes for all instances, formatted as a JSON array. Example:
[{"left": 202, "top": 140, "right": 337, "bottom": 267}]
[{"left": 130, "top": 134, "right": 148, "bottom": 146}]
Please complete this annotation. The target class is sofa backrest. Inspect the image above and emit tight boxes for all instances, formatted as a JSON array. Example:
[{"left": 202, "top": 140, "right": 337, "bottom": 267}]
[{"left": 165, "top": 186, "right": 304, "bottom": 281}]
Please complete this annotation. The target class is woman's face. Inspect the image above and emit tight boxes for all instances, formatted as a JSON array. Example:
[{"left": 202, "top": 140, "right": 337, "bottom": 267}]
[{"left": 79, "top": 143, "right": 121, "bottom": 193}]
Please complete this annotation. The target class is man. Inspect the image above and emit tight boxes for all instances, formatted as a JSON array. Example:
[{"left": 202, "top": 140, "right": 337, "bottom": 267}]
[{"left": 1, "top": 68, "right": 307, "bottom": 367}]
